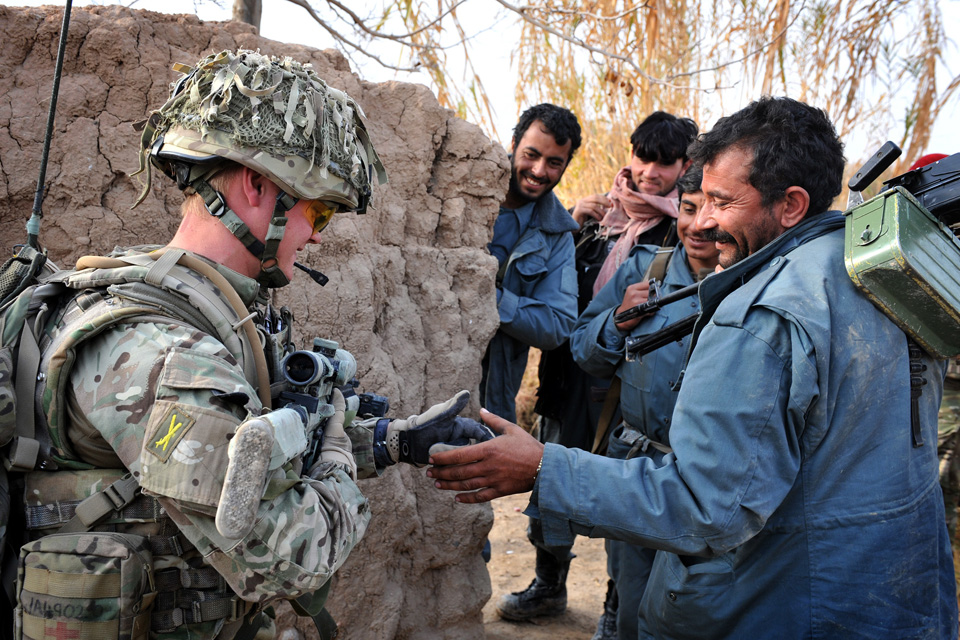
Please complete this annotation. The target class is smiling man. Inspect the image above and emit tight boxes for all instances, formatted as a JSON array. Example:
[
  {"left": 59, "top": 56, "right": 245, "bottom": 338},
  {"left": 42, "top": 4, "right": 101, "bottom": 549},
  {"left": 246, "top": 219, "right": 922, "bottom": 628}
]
[
  {"left": 481, "top": 104, "right": 582, "bottom": 424},
  {"left": 432, "top": 96, "right": 958, "bottom": 639}
]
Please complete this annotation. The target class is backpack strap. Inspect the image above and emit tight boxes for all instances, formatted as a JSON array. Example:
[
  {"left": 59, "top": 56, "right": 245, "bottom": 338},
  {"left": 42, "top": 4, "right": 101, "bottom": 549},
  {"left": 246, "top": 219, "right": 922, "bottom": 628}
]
[
  {"left": 6, "top": 320, "right": 41, "bottom": 472},
  {"left": 4, "top": 284, "right": 61, "bottom": 473},
  {"left": 74, "top": 249, "right": 271, "bottom": 410}
]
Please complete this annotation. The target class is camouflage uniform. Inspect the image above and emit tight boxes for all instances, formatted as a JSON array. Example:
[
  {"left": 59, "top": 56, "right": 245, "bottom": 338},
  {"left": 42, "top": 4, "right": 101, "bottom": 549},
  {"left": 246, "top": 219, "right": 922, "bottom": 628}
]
[
  {"left": 938, "top": 357, "right": 960, "bottom": 537},
  {"left": 7, "top": 49, "right": 446, "bottom": 640},
  {"left": 17, "top": 248, "right": 372, "bottom": 639}
]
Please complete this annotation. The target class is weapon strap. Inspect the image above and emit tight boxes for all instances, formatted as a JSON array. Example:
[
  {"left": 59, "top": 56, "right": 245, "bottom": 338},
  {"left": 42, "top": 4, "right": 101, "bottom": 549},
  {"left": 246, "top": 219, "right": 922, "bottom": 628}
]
[
  {"left": 645, "top": 248, "right": 673, "bottom": 284},
  {"left": 591, "top": 376, "right": 621, "bottom": 456},
  {"left": 591, "top": 247, "right": 674, "bottom": 455},
  {"left": 290, "top": 582, "right": 338, "bottom": 640},
  {"left": 908, "top": 337, "right": 927, "bottom": 448}
]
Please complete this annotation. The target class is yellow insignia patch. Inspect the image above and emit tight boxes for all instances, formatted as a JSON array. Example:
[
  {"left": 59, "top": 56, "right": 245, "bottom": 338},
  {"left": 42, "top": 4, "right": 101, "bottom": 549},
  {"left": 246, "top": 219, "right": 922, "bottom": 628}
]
[{"left": 147, "top": 405, "right": 196, "bottom": 462}]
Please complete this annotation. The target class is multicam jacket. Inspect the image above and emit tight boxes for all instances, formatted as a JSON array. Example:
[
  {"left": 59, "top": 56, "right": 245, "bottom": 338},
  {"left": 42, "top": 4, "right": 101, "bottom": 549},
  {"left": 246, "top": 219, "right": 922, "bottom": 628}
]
[{"left": 19, "top": 247, "right": 371, "bottom": 639}]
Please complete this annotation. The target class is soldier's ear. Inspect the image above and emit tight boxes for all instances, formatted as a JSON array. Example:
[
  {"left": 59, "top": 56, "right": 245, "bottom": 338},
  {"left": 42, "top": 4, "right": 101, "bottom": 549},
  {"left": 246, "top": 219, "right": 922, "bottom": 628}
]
[
  {"left": 778, "top": 186, "right": 810, "bottom": 229},
  {"left": 236, "top": 168, "right": 274, "bottom": 208}
]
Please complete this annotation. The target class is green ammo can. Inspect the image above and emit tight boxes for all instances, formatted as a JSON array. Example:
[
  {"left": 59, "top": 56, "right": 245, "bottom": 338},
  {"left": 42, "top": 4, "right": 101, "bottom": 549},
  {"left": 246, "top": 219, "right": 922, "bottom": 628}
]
[{"left": 844, "top": 186, "right": 960, "bottom": 358}]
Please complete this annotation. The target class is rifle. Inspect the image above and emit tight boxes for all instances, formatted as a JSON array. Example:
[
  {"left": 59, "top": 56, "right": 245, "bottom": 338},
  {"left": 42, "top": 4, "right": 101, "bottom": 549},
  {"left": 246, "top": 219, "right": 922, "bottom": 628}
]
[
  {"left": 216, "top": 336, "right": 389, "bottom": 540},
  {"left": 610, "top": 276, "right": 700, "bottom": 362},
  {"left": 278, "top": 338, "right": 388, "bottom": 470},
  {"left": 624, "top": 313, "right": 698, "bottom": 362},
  {"left": 613, "top": 280, "right": 700, "bottom": 324}
]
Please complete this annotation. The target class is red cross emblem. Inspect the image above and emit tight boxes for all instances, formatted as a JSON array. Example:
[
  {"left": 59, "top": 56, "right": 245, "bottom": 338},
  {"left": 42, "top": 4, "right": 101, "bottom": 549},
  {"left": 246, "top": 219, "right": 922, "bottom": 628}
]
[{"left": 44, "top": 621, "right": 80, "bottom": 640}]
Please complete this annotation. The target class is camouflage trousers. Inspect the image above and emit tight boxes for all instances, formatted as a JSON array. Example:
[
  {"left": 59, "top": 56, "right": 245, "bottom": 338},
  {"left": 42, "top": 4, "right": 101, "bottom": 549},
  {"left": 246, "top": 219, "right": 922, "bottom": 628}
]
[{"left": 937, "top": 384, "right": 960, "bottom": 538}]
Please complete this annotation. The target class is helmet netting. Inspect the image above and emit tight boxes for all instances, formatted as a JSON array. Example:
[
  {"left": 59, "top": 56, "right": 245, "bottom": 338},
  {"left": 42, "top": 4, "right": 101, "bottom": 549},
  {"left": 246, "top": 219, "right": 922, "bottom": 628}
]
[{"left": 154, "top": 50, "right": 369, "bottom": 195}]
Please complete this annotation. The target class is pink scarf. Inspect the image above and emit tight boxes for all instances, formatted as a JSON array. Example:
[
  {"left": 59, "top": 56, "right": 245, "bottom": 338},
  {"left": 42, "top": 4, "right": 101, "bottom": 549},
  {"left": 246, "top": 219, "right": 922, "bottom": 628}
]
[{"left": 593, "top": 166, "right": 678, "bottom": 295}]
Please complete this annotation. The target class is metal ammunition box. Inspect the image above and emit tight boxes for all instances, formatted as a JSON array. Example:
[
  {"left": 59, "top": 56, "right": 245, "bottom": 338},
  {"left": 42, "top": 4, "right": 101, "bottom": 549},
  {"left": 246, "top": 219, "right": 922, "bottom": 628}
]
[{"left": 844, "top": 186, "right": 960, "bottom": 358}]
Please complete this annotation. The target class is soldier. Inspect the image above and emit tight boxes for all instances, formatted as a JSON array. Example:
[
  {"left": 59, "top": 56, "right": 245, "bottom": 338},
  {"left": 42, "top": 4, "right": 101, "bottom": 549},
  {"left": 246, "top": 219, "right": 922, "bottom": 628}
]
[{"left": 2, "top": 49, "right": 489, "bottom": 640}]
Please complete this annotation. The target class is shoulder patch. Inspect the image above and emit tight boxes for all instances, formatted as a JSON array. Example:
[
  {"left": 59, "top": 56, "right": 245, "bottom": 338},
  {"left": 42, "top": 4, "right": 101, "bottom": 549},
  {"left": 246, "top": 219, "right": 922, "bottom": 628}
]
[{"left": 147, "top": 405, "right": 196, "bottom": 462}]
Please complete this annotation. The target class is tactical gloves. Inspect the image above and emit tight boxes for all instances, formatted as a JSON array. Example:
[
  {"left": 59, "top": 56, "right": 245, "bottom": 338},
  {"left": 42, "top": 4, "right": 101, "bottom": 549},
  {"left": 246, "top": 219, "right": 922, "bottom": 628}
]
[
  {"left": 310, "top": 388, "right": 358, "bottom": 480},
  {"left": 373, "top": 390, "right": 495, "bottom": 468}
]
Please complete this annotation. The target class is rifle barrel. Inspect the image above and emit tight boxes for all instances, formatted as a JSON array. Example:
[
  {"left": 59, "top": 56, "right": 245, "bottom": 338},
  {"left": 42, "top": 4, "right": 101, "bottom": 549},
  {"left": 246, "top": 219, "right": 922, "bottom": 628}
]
[
  {"left": 624, "top": 312, "right": 698, "bottom": 359},
  {"left": 613, "top": 281, "right": 701, "bottom": 324}
]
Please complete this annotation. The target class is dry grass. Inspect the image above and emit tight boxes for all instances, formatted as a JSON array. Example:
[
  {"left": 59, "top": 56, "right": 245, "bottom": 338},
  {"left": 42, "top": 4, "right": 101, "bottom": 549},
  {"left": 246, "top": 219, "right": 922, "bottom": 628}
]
[
  {"left": 512, "top": 0, "right": 958, "bottom": 205},
  {"left": 514, "top": 347, "right": 542, "bottom": 433}
]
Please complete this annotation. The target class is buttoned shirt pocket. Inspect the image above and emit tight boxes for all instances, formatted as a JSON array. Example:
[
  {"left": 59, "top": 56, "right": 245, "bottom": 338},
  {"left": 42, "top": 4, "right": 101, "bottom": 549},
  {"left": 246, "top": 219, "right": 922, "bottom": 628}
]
[{"left": 509, "top": 235, "right": 549, "bottom": 296}]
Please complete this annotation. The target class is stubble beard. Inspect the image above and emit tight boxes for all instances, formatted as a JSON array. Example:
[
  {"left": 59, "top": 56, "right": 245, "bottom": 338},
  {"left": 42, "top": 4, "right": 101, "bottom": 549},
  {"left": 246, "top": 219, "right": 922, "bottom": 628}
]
[{"left": 508, "top": 161, "right": 554, "bottom": 204}]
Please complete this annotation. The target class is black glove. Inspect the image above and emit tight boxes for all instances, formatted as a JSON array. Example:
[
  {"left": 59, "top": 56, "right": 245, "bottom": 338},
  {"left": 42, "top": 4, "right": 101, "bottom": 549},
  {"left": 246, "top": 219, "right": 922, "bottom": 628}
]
[{"left": 373, "top": 391, "right": 495, "bottom": 467}]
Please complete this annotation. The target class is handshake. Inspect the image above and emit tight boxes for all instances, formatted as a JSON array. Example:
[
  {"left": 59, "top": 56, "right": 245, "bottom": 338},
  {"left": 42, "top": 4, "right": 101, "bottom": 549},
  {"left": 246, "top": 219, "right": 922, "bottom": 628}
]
[
  {"left": 319, "top": 389, "right": 496, "bottom": 476},
  {"left": 216, "top": 389, "right": 494, "bottom": 539}
]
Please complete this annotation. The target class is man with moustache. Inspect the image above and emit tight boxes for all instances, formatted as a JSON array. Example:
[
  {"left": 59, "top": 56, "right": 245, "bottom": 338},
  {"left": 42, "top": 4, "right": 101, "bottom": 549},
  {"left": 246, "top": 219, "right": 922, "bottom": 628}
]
[
  {"left": 480, "top": 104, "right": 581, "bottom": 426},
  {"left": 507, "top": 113, "right": 698, "bottom": 630},
  {"left": 432, "top": 96, "right": 957, "bottom": 638},
  {"left": 570, "top": 165, "right": 718, "bottom": 639}
]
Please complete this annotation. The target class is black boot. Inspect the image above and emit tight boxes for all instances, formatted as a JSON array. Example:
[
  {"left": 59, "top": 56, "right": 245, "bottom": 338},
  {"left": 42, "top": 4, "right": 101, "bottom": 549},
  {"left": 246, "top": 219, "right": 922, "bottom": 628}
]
[
  {"left": 496, "top": 548, "right": 571, "bottom": 620},
  {"left": 591, "top": 579, "right": 618, "bottom": 640}
]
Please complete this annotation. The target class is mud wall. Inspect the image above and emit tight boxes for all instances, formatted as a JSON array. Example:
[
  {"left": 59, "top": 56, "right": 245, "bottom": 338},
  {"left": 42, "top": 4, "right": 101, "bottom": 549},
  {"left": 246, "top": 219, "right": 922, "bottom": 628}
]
[{"left": 0, "top": 5, "right": 507, "bottom": 638}]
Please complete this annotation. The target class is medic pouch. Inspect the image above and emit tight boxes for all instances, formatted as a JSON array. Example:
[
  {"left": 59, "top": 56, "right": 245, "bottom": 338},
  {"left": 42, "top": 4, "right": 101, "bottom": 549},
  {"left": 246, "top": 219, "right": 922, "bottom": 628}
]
[{"left": 14, "top": 531, "right": 156, "bottom": 640}]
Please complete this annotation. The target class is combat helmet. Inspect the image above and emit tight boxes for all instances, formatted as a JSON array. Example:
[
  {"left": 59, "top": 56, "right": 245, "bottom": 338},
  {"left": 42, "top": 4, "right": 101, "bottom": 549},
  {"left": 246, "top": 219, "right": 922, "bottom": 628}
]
[{"left": 133, "top": 49, "right": 387, "bottom": 288}]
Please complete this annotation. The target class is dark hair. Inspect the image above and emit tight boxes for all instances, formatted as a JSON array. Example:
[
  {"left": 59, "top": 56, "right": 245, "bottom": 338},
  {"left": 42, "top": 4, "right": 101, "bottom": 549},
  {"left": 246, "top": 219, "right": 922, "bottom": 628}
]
[
  {"left": 630, "top": 111, "right": 699, "bottom": 164},
  {"left": 676, "top": 163, "right": 703, "bottom": 196},
  {"left": 512, "top": 103, "right": 582, "bottom": 160},
  {"left": 688, "top": 96, "right": 845, "bottom": 215}
]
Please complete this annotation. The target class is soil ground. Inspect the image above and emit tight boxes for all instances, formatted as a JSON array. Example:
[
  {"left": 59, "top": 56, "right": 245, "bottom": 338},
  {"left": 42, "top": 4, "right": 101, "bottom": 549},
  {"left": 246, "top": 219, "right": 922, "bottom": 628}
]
[
  {"left": 482, "top": 491, "right": 608, "bottom": 640},
  {"left": 480, "top": 348, "right": 609, "bottom": 639}
]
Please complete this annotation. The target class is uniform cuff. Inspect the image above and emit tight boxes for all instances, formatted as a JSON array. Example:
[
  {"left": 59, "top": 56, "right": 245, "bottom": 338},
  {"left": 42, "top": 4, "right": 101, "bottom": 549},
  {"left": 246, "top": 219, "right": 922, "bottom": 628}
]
[{"left": 498, "top": 287, "right": 519, "bottom": 324}]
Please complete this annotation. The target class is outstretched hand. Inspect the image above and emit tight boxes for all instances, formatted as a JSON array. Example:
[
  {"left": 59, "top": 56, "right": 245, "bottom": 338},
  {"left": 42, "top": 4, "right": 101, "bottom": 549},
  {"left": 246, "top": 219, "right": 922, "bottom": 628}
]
[{"left": 426, "top": 408, "right": 544, "bottom": 504}]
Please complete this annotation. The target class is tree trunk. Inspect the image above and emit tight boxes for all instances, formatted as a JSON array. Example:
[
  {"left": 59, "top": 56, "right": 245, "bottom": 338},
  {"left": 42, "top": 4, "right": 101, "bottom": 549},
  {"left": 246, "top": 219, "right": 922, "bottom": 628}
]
[{"left": 232, "top": 0, "right": 261, "bottom": 29}]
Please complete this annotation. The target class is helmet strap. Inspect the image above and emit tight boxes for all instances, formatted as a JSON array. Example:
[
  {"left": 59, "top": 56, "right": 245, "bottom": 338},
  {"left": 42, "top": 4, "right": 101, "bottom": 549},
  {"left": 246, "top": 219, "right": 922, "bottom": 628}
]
[{"left": 192, "top": 178, "right": 296, "bottom": 289}]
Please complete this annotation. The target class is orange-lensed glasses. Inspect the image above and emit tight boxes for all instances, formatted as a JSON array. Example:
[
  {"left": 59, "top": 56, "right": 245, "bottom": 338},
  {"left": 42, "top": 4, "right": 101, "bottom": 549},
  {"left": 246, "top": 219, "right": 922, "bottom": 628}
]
[{"left": 303, "top": 200, "right": 340, "bottom": 234}]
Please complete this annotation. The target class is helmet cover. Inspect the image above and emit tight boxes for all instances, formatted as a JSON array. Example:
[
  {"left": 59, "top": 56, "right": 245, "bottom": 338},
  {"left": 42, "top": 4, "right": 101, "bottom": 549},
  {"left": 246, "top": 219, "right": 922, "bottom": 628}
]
[{"left": 134, "top": 49, "right": 386, "bottom": 211}]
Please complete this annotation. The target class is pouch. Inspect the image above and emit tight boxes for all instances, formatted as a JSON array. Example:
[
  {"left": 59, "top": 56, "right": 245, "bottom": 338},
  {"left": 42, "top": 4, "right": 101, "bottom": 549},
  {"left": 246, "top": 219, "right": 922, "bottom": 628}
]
[{"left": 14, "top": 531, "right": 157, "bottom": 640}]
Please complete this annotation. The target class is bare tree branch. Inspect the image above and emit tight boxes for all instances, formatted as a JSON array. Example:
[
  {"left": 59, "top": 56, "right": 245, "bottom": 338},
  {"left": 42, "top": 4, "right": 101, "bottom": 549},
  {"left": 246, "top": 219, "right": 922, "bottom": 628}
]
[
  {"left": 324, "top": 0, "right": 473, "bottom": 41},
  {"left": 538, "top": 4, "right": 649, "bottom": 21},
  {"left": 494, "top": 0, "right": 681, "bottom": 87},
  {"left": 670, "top": 0, "right": 806, "bottom": 80},
  {"left": 285, "top": 0, "right": 423, "bottom": 72}
]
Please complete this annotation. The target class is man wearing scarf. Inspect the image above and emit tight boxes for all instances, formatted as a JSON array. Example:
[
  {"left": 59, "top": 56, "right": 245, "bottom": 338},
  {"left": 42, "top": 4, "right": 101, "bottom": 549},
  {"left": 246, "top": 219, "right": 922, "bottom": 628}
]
[{"left": 506, "top": 113, "right": 697, "bottom": 634}]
